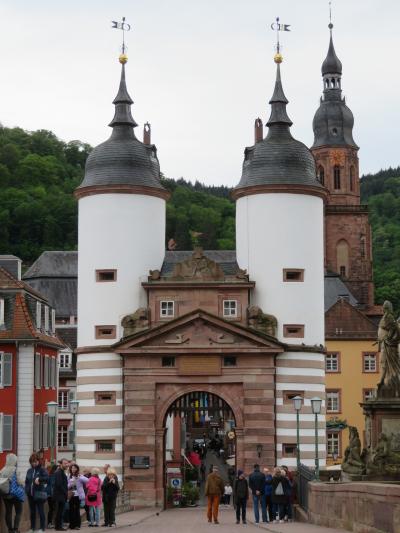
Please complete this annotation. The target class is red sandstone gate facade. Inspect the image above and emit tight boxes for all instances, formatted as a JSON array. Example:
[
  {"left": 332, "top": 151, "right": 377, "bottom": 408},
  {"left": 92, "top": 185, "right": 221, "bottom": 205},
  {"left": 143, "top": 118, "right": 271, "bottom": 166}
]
[{"left": 116, "top": 310, "right": 283, "bottom": 507}]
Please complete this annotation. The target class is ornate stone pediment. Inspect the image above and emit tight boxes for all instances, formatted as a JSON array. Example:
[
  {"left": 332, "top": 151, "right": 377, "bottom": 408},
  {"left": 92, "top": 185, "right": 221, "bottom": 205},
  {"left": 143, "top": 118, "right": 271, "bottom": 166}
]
[
  {"left": 114, "top": 309, "right": 284, "bottom": 353},
  {"left": 170, "top": 248, "right": 225, "bottom": 281}
]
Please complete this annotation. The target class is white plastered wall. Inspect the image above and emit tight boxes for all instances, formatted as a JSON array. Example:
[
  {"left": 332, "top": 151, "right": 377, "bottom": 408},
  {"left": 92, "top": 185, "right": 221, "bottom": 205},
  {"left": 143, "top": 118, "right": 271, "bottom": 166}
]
[
  {"left": 77, "top": 193, "right": 166, "bottom": 347},
  {"left": 236, "top": 193, "right": 325, "bottom": 345}
]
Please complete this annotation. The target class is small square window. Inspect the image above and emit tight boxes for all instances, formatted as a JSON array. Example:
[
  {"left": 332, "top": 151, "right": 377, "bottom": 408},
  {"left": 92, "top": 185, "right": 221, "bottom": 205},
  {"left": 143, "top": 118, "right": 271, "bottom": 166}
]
[
  {"left": 95, "top": 391, "right": 116, "bottom": 405},
  {"left": 95, "top": 440, "right": 115, "bottom": 453},
  {"left": 363, "top": 353, "right": 377, "bottom": 373},
  {"left": 223, "top": 356, "right": 237, "bottom": 367},
  {"left": 283, "top": 391, "right": 304, "bottom": 404},
  {"left": 283, "top": 269, "right": 304, "bottom": 282},
  {"left": 162, "top": 356, "right": 175, "bottom": 367},
  {"left": 282, "top": 443, "right": 297, "bottom": 457},
  {"left": 96, "top": 269, "right": 117, "bottom": 282},
  {"left": 283, "top": 325, "right": 304, "bottom": 338},
  {"left": 95, "top": 325, "right": 116, "bottom": 339},
  {"left": 326, "top": 352, "right": 340, "bottom": 373},
  {"left": 160, "top": 301, "right": 174, "bottom": 318},
  {"left": 223, "top": 300, "right": 237, "bottom": 317}
]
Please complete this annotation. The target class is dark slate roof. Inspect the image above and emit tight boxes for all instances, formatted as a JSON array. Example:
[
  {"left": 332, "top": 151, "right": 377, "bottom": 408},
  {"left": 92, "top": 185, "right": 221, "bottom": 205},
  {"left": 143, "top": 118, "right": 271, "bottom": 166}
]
[
  {"left": 161, "top": 250, "right": 238, "bottom": 277},
  {"left": 24, "top": 251, "right": 78, "bottom": 318},
  {"left": 76, "top": 63, "right": 166, "bottom": 194},
  {"left": 324, "top": 273, "right": 358, "bottom": 312},
  {"left": 57, "top": 327, "right": 77, "bottom": 350},
  {"left": 322, "top": 29, "right": 342, "bottom": 75},
  {"left": 234, "top": 63, "right": 322, "bottom": 192},
  {"left": 24, "top": 251, "right": 77, "bottom": 278},
  {"left": 312, "top": 96, "right": 357, "bottom": 149}
]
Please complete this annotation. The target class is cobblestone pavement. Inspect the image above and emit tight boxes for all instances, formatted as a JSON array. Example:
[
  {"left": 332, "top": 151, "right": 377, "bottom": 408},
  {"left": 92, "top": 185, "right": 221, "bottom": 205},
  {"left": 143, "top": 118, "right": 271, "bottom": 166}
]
[{"left": 87, "top": 507, "right": 347, "bottom": 533}]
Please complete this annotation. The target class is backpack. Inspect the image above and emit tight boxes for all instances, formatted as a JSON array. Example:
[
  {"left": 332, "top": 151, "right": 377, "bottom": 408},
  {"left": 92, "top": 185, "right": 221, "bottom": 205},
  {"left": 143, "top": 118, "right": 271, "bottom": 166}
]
[
  {"left": 0, "top": 477, "right": 10, "bottom": 497},
  {"left": 87, "top": 478, "right": 100, "bottom": 502},
  {"left": 275, "top": 481, "right": 284, "bottom": 496},
  {"left": 10, "top": 473, "right": 25, "bottom": 502}
]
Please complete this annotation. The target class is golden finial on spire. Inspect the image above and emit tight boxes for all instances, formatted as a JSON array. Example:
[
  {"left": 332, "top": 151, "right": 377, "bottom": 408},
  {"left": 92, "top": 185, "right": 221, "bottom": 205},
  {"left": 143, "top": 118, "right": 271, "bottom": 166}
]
[
  {"left": 270, "top": 17, "right": 290, "bottom": 63},
  {"left": 112, "top": 16, "right": 131, "bottom": 63}
]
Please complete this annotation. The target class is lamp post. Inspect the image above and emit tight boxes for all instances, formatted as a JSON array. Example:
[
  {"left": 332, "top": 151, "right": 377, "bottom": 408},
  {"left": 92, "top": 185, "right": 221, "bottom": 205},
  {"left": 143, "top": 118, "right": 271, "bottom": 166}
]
[
  {"left": 310, "top": 397, "right": 322, "bottom": 480},
  {"left": 69, "top": 400, "right": 80, "bottom": 461},
  {"left": 47, "top": 401, "right": 58, "bottom": 465},
  {"left": 292, "top": 396, "right": 303, "bottom": 470}
]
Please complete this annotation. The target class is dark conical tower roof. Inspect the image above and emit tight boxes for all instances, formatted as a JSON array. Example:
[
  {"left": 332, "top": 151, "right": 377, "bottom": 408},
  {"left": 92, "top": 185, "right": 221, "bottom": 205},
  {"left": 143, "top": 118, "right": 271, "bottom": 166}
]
[
  {"left": 322, "top": 26, "right": 342, "bottom": 75},
  {"left": 233, "top": 58, "right": 323, "bottom": 197},
  {"left": 312, "top": 24, "right": 358, "bottom": 150},
  {"left": 76, "top": 58, "right": 168, "bottom": 198}
]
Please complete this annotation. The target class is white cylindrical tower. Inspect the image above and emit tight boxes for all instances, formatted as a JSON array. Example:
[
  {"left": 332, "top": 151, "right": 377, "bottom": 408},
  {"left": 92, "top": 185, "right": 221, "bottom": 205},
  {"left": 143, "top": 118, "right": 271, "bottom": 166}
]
[
  {"left": 74, "top": 55, "right": 169, "bottom": 477},
  {"left": 75, "top": 58, "right": 169, "bottom": 348},
  {"left": 233, "top": 58, "right": 327, "bottom": 346},
  {"left": 233, "top": 55, "right": 327, "bottom": 468}
]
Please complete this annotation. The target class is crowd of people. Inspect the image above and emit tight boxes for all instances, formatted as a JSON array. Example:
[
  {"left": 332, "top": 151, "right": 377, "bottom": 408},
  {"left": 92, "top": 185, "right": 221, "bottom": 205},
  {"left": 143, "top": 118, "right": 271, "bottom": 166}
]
[
  {"left": 0, "top": 453, "right": 120, "bottom": 533},
  {"left": 205, "top": 463, "right": 295, "bottom": 525}
]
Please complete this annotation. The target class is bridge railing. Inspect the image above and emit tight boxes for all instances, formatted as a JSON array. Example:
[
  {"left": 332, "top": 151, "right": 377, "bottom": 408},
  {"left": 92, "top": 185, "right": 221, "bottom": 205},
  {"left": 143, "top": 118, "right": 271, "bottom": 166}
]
[{"left": 297, "top": 463, "right": 315, "bottom": 512}]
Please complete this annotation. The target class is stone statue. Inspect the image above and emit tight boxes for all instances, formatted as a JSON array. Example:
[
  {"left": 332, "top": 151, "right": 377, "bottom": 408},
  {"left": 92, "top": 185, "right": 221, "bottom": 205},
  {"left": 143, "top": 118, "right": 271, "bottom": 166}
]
[
  {"left": 247, "top": 306, "right": 277, "bottom": 338},
  {"left": 342, "top": 426, "right": 366, "bottom": 475},
  {"left": 121, "top": 308, "right": 150, "bottom": 337},
  {"left": 377, "top": 300, "right": 400, "bottom": 399}
]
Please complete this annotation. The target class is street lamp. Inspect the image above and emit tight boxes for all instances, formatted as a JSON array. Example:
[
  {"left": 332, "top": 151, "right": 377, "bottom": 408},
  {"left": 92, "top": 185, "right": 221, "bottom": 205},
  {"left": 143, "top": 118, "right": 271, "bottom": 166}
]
[
  {"left": 292, "top": 396, "right": 303, "bottom": 470},
  {"left": 47, "top": 401, "right": 58, "bottom": 465},
  {"left": 69, "top": 400, "right": 80, "bottom": 461},
  {"left": 310, "top": 397, "right": 322, "bottom": 480}
]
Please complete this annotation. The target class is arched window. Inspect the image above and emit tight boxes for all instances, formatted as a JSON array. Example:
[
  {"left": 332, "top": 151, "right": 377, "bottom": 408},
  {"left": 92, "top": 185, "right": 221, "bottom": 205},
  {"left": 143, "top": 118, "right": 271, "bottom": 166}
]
[
  {"left": 337, "top": 240, "right": 350, "bottom": 278},
  {"left": 349, "top": 166, "right": 355, "bottom": 192},
  {"left": 334, "top": 166, "right": 341, "bottom": 189},
  {"left": 318, "top": 165, "right": 325, "bottom": 185},
  {"left": 360, "top": 235, "right": 366, "bottom": 258}
]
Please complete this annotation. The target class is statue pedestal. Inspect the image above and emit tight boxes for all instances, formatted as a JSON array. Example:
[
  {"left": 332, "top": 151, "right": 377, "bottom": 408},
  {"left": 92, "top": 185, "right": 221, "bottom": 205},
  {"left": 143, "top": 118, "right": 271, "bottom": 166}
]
[
  {"left": 361, "top": 398, "right": 400, "bottom": 476},
  {"left": 361, "top": 399, "right": 400, "bottom": 450}
]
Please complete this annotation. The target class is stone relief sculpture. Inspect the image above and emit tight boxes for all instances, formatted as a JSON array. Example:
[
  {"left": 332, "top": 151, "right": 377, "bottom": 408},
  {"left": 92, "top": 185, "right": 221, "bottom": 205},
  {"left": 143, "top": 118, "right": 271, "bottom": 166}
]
[
  {"left": 121, "top": 307, "right": 150, "bottom": 337},
  {"left": 367, "top": 432, "right": 400, "bottom": 475},
  {"left": 377, "top": 300, "right": 400, "bottom": 398},
  {"left": 342, "top": 426, "right": 365, "bottom": 475},
  {"left": 170, "top": 248, "right": 225, "bottom": 281},
  {"left": 247, "top": 306, "right": 277, "bottom": 338}
]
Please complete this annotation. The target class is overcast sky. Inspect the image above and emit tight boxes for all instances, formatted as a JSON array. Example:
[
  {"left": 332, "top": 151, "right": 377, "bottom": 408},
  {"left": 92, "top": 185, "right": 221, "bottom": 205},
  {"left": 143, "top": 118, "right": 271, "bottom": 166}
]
[{"left": 0, "top": 0, "right": 399, "bottom": 186}]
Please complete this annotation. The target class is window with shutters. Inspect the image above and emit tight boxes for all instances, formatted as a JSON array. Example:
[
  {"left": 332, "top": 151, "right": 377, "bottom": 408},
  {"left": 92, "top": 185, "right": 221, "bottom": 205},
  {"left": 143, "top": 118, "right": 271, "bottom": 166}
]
[
  {"left": 0, "top": 352, "right": 12, "bottom": 387},
  {"left": 0, "top": 298, "right": 4, "bottom": 327},
  {"left": 34, "top": 353, "right": 41, "bottom": 388},
  {"left": 58, "top": 423, "right": 69, "bottom": 449},
  {"left": 42, "top": 413, "right": 49, "bottom": 449},
  {"left": 51, "top": 309, "right": 56, "bottom": 334},
  {"left": 33, "top": 413, "right": 41, "bottom": 451},
  {"left": 44, "top": 356, "right": 49, "bottom": 389},
  {"left": 36, "top": 302, "right": 42, "bottom": 330},
  {"left": 58, "top": 389, "right": 69, "bottom": 411},
  {"left": 44, "top": 306, "right": 49, "bottom": 332},
  {"left": 0, "top": 414, "right": 13, "bottom": 451}
]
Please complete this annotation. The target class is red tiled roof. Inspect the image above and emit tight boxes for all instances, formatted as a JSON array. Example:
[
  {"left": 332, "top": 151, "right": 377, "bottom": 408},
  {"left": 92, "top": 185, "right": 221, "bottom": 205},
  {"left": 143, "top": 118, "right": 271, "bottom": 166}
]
[
  {"left": 325, "top": 298, "right": 377, "bottom": 339},
  {"left": 0, "top": 267, "right": 47, "bottom": 300}
]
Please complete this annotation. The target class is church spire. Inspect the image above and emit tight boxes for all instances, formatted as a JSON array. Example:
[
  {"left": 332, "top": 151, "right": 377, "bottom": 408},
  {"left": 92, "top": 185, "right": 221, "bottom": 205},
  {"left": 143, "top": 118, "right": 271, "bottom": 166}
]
[
  {"left": 109, "top": 57, "right": 138, "bottom": 128},
  {"left": 266, "top": 57, "right": 293, "bottom": 127}
]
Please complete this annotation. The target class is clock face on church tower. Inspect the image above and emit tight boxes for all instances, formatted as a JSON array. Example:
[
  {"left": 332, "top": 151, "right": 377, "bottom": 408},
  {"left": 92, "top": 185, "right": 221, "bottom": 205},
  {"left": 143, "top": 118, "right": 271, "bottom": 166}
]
[{"left": 330, "top": 150, "right": 345, "bottom": 166}]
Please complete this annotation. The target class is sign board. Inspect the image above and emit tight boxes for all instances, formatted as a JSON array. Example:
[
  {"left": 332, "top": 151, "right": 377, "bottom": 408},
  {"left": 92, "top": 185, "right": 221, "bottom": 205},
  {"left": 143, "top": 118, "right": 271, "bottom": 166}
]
[
  {"left": 170, "top": 477, "right": 182, "bottom": 489},
  {"left": 130, "top": 456, "right": 150, "bottom": 469}
]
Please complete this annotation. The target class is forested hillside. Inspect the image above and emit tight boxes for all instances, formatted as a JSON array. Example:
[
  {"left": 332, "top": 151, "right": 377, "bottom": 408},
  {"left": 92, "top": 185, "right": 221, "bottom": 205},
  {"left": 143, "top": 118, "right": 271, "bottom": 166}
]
[{"left": 0, "top": 126, "right": 399, "bottom": 310}]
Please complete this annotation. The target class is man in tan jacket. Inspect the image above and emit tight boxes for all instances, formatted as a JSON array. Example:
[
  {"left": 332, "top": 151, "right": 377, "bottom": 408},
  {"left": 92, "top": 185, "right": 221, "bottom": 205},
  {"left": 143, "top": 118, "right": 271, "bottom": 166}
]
[{"left": 205, "top": 466, "right": 225, "bottom": 524}]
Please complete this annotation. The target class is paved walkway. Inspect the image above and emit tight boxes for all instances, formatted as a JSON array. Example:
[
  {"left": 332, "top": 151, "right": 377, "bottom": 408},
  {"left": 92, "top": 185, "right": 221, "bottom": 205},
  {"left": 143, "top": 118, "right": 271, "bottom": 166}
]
[{"left": 79, "top": 507, "right": 348, "bottom": 533}]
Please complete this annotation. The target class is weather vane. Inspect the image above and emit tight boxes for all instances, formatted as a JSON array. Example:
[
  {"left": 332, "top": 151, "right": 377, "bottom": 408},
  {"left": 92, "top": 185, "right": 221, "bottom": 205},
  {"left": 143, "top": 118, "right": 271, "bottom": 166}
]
[
  {"left": 270, "top": 17, "right": 291, "bottom": 63},
  {"left": 111, "top": 16, "right": 131, "bottom": 58}
]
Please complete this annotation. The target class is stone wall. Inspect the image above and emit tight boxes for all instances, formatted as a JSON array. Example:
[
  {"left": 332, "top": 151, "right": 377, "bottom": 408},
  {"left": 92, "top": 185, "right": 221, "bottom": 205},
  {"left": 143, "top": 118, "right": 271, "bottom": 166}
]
[{"left": 308, "top": 481, "right": 400, "bottom": 533}]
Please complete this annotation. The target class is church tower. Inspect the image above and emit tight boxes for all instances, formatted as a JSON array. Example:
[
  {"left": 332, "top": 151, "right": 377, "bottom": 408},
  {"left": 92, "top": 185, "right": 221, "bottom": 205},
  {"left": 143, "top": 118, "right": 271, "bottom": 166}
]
[
  {"left": 233, "top": 52, "right": 327, "bottom": 467},
  {"left": 74, "top": 53, "right": 169, "bottom": 475},
  {"left": 311, "top": 23, "right": 374, "bottom": 307}
]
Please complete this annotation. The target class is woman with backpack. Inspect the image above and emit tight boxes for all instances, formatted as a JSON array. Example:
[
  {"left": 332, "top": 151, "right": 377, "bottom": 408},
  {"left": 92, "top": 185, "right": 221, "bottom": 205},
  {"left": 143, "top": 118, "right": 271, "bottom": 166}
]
[
  {"left": 0, "top": 453, "right": 25, "bottom": 533},
  {"left": 24, "top": 453, "right": 49, "bottom": 533},
  {"left": 271, "top": 467, "right": 289, "bottom": 523},
  {"left": 85, "top": 468, "right": 102, "bottom": 527}
]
